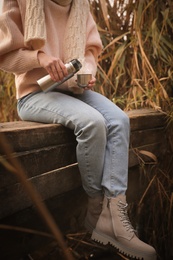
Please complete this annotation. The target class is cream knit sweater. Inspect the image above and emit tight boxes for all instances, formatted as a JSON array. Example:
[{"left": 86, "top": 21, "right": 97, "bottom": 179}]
[{"left": 0, "top": 0, "right": 102, "bottom": 98}]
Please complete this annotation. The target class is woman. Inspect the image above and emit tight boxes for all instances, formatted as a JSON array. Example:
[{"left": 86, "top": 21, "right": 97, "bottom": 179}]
[{"left": 0, "top": 1, "right": 156, "bottom": 259}]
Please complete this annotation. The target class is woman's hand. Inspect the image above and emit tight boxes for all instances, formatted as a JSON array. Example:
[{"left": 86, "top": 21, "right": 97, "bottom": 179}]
[
  {"left": 85, "top": 76, "right": 96, "bottom": 90},
  {"left": 37, "top": 51, "right": 68, "bottom": 81}
]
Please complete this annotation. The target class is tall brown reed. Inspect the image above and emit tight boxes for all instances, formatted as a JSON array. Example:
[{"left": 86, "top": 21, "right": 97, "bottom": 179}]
[
  {"left": 89, "top": 1, "right": 173, "bottom": 259},
  {"left": 90, "top": 0, "right": 173, "bottom": 111},
  {"left": 1, "top": 1, "right": 173, "bottom": 258},
  {"left": 0, "top": 71, "right": 18, "bottom": 122},
  {"left": 129, "top": 147, "right": 173, "bottom": 260}
]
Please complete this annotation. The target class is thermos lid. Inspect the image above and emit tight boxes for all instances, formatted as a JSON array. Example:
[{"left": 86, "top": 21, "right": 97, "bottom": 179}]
[{"left": 71, "top": 59, "right": 82, "bottom": 72}]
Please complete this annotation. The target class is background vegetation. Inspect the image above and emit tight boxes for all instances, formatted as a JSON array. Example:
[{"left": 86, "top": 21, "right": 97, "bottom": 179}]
[
  {"left": 89, "top": 1, "right": 173, "bottom": 259},
  {"left": 0, "top": 0, "right": 173, "bottom": 259},
  {"left": 0, "top": 71, "right": 19, "bottom": 122}
]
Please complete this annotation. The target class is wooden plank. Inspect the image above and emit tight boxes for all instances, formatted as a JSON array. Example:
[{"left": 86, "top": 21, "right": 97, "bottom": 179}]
[
  {"left": 0, "top": 122, "right": 76, "bottom": 153},
  {"left": 0, "top": 164, "right": 81, "bottom": 219},
  {"left": 127, "top": 165, "right": 151, "bottom": 203},
  {"left": 0, "top": 143, "right": 77, "bottom": 188},
  {"left": 130, "top": 127, "right": 165, "bottom": 147},
  {"left": 0, "top": 139, "right": 163, "bottom": 189},
  {"left": 0, "top": 127, "right": 164, "bottom": 189},
  {"left": 0, "top": 109, "right": 165, "bottom": 131},
  {"left": 0, "top": 121, "right": 56, "bottom": 131},
  {"left": 129, "top": 142, "right": 164, "bottom": 168},
  {"left": 127, "top": 109, "right": 166, "bottom": 131},
  {"left": 0, "top": 141, "right": 164, "bottom": 219}
]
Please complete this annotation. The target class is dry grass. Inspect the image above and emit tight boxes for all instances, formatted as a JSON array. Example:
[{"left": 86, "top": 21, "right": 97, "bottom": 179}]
[
  {"left": 0, "top": 1, "right": 173, "bottom": 259},
  {"left": 0, "top": 71, "right": 18, "bottom": 122},
  {"left": 90, "top": 0, "right": 173, "bottom": 111},
  {"left": 128, "top": 152, "right": 173, "bottom": 260},
  {"left": 90, "top": 2, "right": 173, "bottom": 259}
]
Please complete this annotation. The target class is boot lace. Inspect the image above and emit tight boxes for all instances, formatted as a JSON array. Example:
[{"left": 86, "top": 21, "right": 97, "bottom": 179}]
[{"left": 118, "top": 200, "right": 135, "bottom": 233}]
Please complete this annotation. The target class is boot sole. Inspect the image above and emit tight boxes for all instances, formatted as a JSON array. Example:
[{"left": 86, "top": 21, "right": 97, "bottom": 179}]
[{"left": 91, "top": 230, "right": 156, "bottom": 260}]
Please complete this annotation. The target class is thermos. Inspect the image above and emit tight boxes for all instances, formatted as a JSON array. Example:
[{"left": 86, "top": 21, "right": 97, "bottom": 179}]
[{"left": 37, "top": 59, "right": 82, "bottom": 92}]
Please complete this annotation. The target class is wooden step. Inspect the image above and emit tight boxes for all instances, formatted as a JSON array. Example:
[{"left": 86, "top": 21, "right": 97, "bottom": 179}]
[
  {"left": 0, "top": 108, "right": 166, "bottom": 260},
  {"left": 0, "top": 108, "right": 166, "bottom": 220}
]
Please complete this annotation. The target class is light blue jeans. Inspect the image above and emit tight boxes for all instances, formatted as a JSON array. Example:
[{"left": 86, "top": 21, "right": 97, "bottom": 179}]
[{"left": 17, "top": 90, "right": 130, "bottom": 198}]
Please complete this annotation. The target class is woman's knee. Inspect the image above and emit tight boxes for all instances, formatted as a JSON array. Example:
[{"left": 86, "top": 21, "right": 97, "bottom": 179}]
[
  {"left": 78, "top": 111, "right": 107, "bottom": 139},
  {"left": 112, "top": 109, "right": 130, "bottom": 132}
]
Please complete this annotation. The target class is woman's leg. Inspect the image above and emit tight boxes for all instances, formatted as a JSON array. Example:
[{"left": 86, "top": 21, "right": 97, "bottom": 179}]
[
  {"left": 17, "top": 90, "right": 107, "bottom": 197},
  {"left": 75, "top": 90, "right": 130, "bottom": 197},
  {"left": 75, "top": 90, "right": 156, "bottom": 260}
]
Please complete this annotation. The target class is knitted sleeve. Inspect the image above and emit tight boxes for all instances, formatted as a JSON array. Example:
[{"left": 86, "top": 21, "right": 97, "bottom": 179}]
[{"left": 0, "top": 0, "right": 40, "bottom": 74}]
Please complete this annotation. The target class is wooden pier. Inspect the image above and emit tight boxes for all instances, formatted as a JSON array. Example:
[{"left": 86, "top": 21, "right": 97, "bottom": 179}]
[{"left": 0, "top": 108, "right": 166, "bottom": 259}]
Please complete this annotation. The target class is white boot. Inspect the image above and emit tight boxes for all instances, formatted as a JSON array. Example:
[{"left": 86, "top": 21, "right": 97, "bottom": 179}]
[
  {"left": 84, "top": 195, "right": 103, "bottom": 233},
  {"left": 91, "top": 195, "right": 156, "bottom": 260}
]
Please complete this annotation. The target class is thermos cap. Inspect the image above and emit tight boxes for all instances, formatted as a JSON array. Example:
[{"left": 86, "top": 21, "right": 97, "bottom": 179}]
[{"left": 70, "top": 59, "right": 82, "bottom": 72}]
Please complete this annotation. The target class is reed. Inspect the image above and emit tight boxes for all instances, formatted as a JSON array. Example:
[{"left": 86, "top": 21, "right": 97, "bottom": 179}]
[
  {"left": 90, "top": 0, "right": 173, "bottom": 112},
  {"left": 90, "top": 1, "right": 173, "bottom": 259},
  {"left": 1, "top": 1, "right": 173, "bottom": 258},
  {"left": 128, "top": 147, "right": 173, "bottom": 260},
  {"left": 0, "top": 71, "right": 18, "bottom": 122}
]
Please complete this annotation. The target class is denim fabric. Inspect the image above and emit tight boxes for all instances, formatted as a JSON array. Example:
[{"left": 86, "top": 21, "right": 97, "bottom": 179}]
[{"left": 17, "top": 90, "right": 130, "bottom": 197}]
